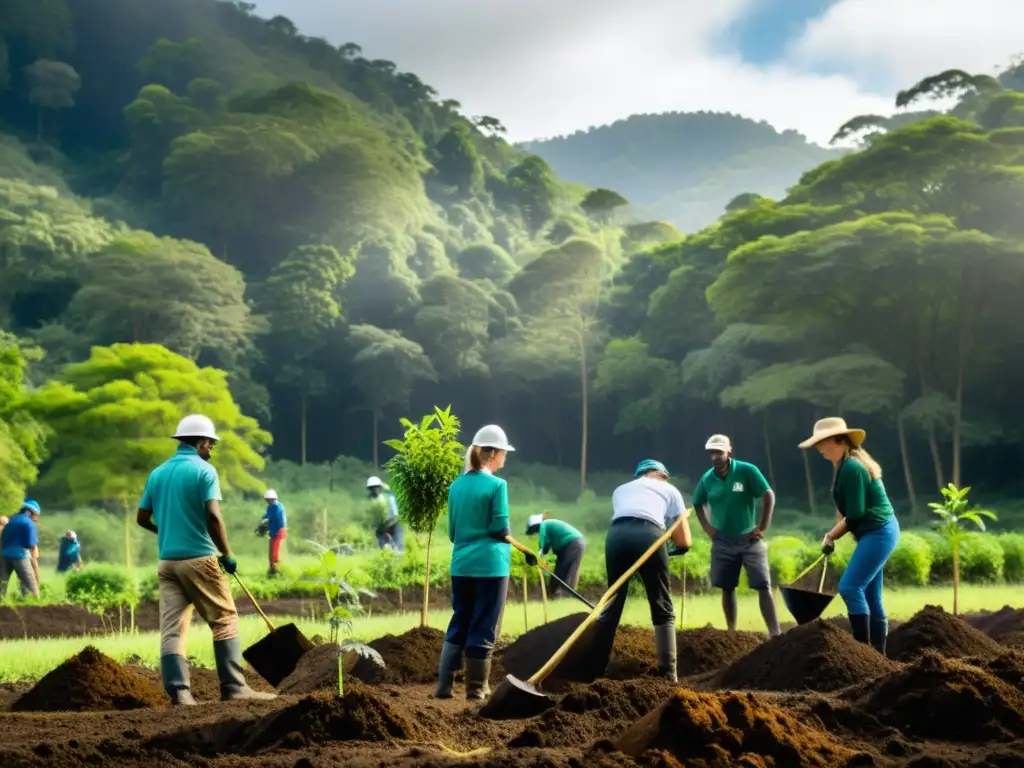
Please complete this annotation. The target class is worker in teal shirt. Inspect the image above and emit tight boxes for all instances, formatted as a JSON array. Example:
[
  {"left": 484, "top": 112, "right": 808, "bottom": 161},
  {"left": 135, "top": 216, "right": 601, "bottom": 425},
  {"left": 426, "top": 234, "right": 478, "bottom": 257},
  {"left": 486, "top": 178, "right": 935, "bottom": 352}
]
[
  {"left": 435, "top": 424, "right": 534, "bottom": 701},
  {"left": 526, "top": 512, "right": 586, "bottom": 597},
  {"left": 57, "top": 531, "right": 83, "bottom": 573}
]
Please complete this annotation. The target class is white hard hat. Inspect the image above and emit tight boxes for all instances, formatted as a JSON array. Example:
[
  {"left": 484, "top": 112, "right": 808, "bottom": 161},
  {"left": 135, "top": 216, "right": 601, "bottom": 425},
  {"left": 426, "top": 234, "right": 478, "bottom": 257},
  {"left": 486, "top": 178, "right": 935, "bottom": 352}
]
[
  {"left": 366, "top": 476, "right": 383, "bottom": 488},
  {"left": 527, "top": 514, "right": 543, "bottom": 529},
  {"left": 173, "top": 414, "right": 220, "bottom": 441},
  {"left": 67, "top": 530, "right": 77, "bottom": 541},
  {"left": 471, "top": 424, "right": 515, "bottom": 452},
  {"left": 263, "top": 489, "right": 278, "bottom": 501},
  {"left": 705, "top": 434, "right": 732, "bottom": 452}
]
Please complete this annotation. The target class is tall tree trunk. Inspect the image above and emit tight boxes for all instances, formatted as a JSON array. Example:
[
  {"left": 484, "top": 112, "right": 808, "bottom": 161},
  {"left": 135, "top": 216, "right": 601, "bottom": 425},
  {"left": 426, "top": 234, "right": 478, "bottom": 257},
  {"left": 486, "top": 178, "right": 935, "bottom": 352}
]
[
  {"left": 121, "top": 498, "right": 133, "bottom": 571},
  {"left": 928, "top": 427, "right": 946, "bottom": 493},
  {"left": 577, "top": 331, "right": 588, "bottom": 495},
  {"left": 420, "top": 528, "right": 433, "bottom": 628},
  {"left": 372, "top": 407, "right": 380, "bottom": 468},
  {"left": 300, "top": 392, "right": 308, "bottom": 465},
  {"left": 897, "top": 413, "right": 918, "bottom": 516},
  {"left": 802, "top": 450, "right": 817, "bottom": 515},
  {"left": 952, "top": 282, "right": 972, "bottom": 489},
  {"left": 762, "top": 411, "right": 777, "bottom": 490}
]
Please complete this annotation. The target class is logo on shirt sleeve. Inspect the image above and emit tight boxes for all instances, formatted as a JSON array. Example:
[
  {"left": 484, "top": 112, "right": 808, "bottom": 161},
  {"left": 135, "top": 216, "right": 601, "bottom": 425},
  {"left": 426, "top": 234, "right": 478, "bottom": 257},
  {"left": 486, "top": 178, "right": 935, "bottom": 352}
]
[{"left": 732, "top": 482, "right": 744, "bottom": 492}]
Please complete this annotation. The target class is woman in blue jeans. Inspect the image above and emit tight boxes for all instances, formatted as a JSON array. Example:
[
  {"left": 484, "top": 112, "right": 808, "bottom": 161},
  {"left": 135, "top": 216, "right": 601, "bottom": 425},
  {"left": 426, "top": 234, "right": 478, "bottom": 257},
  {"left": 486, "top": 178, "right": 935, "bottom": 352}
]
[{"left": 800, "top": 418, "right": 900, "bottom": 655}]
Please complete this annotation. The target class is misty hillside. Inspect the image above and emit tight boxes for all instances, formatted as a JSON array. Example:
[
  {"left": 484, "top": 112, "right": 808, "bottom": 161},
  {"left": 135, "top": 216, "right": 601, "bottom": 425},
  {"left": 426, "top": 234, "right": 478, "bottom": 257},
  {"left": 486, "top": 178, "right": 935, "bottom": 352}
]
[{"left": 523, "top": 112, "right": 840, "bottom": 232}]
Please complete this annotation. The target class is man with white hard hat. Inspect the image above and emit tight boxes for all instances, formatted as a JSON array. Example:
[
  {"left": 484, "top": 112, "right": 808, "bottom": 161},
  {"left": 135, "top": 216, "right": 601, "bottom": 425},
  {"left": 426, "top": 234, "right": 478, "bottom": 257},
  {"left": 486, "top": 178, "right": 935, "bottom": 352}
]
[
  {"left": 137, "top": 413, "right": 275, "bottom": 706},
  {"left": 692, "top": 434, "right": 780, "bottom": 637},
  {"left": 259, "top": 489, "right": 287, "bottom": 576},
  {"left": 367, "top": 476, "right": 404, "bottom": 553}
]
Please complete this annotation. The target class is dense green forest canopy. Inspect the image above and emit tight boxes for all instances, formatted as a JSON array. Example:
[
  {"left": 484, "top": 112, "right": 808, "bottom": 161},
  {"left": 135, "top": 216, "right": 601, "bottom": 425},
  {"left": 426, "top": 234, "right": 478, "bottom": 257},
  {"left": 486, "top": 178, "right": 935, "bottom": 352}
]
[{"left": 1, "top": 1, "right": 1024, "bottom": 516}]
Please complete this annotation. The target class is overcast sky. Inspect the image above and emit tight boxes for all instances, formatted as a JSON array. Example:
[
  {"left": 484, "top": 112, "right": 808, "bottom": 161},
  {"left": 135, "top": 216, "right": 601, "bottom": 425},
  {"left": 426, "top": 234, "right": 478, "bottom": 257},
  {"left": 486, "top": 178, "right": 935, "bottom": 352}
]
[{"left": 251, "top": 0, "right": 1024, "bottom": 145}]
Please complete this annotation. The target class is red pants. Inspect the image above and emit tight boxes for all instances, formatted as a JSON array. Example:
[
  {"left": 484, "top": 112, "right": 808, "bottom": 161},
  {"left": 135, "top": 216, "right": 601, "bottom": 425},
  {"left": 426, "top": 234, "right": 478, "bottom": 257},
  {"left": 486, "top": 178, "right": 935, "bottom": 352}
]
[{"left": 269, "top": 529, "right": 286, "bottom": 564}]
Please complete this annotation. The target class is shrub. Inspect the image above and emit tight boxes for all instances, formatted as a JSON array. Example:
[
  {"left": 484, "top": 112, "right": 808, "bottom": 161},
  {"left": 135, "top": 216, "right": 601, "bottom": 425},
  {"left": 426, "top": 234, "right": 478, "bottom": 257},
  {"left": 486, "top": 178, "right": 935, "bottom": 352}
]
[
  {"left": 927, "top": 531, "right": 1003, "bottom": 583},
  {"left": 767, "top": 535, "right": 816, "bottom": 586},
  {"left": 66, "top": 564, "right": 139, "bottom": 627},
  {"left": 886, "top": 531, "right": 934, "bottom": 587},
  {"left": 998, "top": 533, "right": 1024, "bottom": 582}
]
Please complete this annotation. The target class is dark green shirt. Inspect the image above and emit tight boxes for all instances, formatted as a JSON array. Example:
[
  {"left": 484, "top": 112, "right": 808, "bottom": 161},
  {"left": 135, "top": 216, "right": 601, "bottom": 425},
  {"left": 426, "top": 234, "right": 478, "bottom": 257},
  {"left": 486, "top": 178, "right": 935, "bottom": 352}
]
[
  {"left": 832, "top": 457, "right": 894, "bottom": 538},
  {"left": 537, "top": 519, "right": 583, "bottom": 555},
  {"left": 691, "top": 459, "right": 770, "bottom": 536},
  {"left": 447, "top": 471, "right": 510, "bottom": 578}
]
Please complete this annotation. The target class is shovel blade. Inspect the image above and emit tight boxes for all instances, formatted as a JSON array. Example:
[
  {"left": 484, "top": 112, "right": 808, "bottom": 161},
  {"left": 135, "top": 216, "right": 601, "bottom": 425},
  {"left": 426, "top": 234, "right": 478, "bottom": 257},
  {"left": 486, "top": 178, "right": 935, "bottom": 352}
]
[
  {"left": 780, "top": 585, "right": 835, "bottom": 625},
  {"left": 478, "top": 674, "right": 554, "bottom": 720},
  {"left": 242, "top": 622, "right": 315, "bottom": 687}
]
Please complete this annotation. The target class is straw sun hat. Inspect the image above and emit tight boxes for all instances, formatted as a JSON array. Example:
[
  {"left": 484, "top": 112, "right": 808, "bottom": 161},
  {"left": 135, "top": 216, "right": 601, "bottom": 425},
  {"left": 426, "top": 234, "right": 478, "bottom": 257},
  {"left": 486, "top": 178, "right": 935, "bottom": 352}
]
[{"left": 798, "top": 417, "right": 866, "bottom": 450}]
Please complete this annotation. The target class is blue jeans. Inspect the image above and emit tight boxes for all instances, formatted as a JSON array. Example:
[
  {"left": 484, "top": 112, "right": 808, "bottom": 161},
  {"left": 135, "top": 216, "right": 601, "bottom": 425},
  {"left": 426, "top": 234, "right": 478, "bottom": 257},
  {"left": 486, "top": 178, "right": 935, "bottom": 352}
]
[
  {"left": 445, "top": 575, "right": 509, "bottom": 659},
  {"left": 838, "top": 517, "right": 900, "bottom": 618}
]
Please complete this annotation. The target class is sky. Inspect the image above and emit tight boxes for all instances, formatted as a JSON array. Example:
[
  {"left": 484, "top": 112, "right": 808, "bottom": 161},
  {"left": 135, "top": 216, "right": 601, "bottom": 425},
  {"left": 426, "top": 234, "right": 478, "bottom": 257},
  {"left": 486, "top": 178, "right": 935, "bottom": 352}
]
[{"left": 251, "top": 0, "right": 1024, "bottom": 146}]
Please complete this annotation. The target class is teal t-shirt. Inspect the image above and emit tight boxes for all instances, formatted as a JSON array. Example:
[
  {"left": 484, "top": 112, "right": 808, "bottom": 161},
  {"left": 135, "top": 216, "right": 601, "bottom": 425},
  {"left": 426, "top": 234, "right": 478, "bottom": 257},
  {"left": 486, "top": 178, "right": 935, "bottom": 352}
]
[
  {"left": 139, "top": 445, "right": 222, "bottom": 560},
  {"left": 691, "top": 459, "right": 770, "bottom": 536},
  {"left": 538, "top": 519, "right": 583, "bottom": 555},
  {"left": 832, "top": 457, "right": 894, "bottom": 538},
  {"left": 448, "top": 471, "right": 510, "bottom": 578}
]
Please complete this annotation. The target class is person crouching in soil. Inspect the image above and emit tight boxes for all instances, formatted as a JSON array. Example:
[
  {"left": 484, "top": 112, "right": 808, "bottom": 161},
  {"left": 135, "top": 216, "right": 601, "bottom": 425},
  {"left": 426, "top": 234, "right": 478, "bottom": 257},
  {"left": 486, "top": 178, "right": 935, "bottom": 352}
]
[
  {"left": 591, "top": 459, "right": 692, "bottom": 681},
  {"left": 435, "top": 424, "right": 535, "bottom": 700},
  {"left": 800, "top": 417, "right": 900, "bottom": 655},
  {"left": 525, "top": 512, "right": 586, "bottom": 597},
  {"left": 693, "top": 434, "right": 781, "bottom": 637}
]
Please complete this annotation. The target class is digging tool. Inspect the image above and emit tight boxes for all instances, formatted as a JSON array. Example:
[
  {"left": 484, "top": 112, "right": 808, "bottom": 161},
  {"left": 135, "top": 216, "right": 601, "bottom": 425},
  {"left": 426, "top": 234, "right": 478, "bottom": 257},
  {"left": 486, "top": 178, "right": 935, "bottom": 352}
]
[
  {"left": 235, "top": 573, "right": 315, "bottom": 687},
  {"left": 481, "top": 518, "right": 684, "bottom": 720},
  {"left": 780, "top": 554, "right": 835, "bottom": 625},
  {"left": 507, "top": 536, "right": 596, "bottom": 610}
]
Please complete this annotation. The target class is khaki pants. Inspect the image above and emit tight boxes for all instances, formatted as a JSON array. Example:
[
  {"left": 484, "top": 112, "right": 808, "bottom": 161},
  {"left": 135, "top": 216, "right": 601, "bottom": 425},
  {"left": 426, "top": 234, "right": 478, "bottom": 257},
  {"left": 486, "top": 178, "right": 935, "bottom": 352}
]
[{"left": 158, "top": 556, "right": 239, "bottom": 656}]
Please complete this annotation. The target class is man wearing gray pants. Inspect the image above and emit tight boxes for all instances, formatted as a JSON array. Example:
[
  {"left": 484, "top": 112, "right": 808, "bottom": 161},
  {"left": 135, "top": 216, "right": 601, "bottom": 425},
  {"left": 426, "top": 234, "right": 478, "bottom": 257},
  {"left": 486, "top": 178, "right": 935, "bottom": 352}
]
[{"left": 693, "top": 435, "right": 780, "bottom": 637}]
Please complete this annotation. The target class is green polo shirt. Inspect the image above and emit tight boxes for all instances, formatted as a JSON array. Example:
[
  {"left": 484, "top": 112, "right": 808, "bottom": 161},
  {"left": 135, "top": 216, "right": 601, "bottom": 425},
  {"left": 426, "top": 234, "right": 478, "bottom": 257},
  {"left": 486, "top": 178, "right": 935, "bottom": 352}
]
[
  {"left": 692, "top": 459, "right": 770, "bottom": 536},
  {"left": 537, "top": 519, "right": 583, "bottom": 555},
  {"left": 833, "top": 457, "right": 893, "bottom": 538},
  {"left": 139, "top": 444, "right": 222, "bottom": 560},
  {"left": 447, "top": 470, "right": 510, "bottom": 578}
]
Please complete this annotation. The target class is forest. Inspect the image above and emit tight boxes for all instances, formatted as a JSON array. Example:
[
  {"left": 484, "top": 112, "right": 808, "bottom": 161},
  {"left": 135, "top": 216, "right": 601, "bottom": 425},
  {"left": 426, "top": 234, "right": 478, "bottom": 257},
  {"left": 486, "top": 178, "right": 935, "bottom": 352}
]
[{"left": 2, "top": 0, "right": 1024, "bottom": 523}]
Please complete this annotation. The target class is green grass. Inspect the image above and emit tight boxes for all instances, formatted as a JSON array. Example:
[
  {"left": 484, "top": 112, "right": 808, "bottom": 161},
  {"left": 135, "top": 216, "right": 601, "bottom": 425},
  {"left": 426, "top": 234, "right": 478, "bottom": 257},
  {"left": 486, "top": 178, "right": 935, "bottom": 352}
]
[{"left": 1, "top": 585, "right": 1020, "bottom": 683}]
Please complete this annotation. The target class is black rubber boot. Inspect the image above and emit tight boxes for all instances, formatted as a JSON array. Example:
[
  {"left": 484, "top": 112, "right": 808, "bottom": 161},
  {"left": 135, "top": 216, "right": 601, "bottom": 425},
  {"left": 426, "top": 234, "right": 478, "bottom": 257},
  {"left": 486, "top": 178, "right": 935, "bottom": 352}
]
[
  {"left": 464, "top": 655, "right": 491, "bottom": 701},
  {"left": 160, "top": 654, "right": 197, "bottom": 706},
  {"left": 214, "top": 637, "right": 277, "bottom": 701},
  {"left": 849, "top": 614, "right": 871, "bottom": 645},
  {"left": 870, "top": 617, "right": 888, "bottom": 656},
  {"left": 654, "top": 623, "right": 678, "bottom": 682},
  {"left": 588, "top": 621, "right": 618, "bottom": 681},
  {"left": 434, "top": 641, "right": 464, "bottom": 699}
]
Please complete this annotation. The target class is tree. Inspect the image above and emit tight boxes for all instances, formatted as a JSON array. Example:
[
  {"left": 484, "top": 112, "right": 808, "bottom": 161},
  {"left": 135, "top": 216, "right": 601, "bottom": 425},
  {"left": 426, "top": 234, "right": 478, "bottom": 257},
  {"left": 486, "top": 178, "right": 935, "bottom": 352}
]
[
  {"left": 896, "top": 69, "right": 1001, "bottom": 109},
  {"left": 0, "top": 334, "right": 49, "bottom": 507},
  {"left": 503, "top": 155, "right": 560, "bottom": 232},
  {"left": 384, "top": 406, "right": 464, "bottom": 627},
  {"left": 580, "top": 188, "right": 629, "bottom": 224},
  {"left": 430, "top": 124, "right": 483, "bottom": 198},
  {"left": 830, "top": 114, "right": 888, "bottom": 145},
  {"left": 137, "top": 38, "right": 211, "bottom": 95},
  {"left": 473, "top": 116, "right": 506, "bottom": 136},
  {"left": 27, "top": 343, "right": 271, "bottom": 567},
  {"left": 411, "top": 275, "right": 493, "bottom": 379},
  {"left": 455, "top": 243, "right": 517, "bottom": 283},
  {"left": 23, "top": 59, "right": 81, "bottom": 140},
  {"left": 930, "top": 484, "right": 996, "bottom": 616},
  {"left": 348, "top": 325, "right": 437, "bottom": 467}
]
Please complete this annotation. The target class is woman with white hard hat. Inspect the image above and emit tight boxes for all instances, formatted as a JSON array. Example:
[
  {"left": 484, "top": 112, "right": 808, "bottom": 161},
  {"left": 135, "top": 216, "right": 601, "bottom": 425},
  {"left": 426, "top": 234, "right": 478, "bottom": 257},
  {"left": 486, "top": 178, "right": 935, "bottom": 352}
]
[
  {"left": 800, "top": 417, "right": 900, "bottom": 655},
  {"left": 435, "top": 424, "right": 533, "bottom": 700}
]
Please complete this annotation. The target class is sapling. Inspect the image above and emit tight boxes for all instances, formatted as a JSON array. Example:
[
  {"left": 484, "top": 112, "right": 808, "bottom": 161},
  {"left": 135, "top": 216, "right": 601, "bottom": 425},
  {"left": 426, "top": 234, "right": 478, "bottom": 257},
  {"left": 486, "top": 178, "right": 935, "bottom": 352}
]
[{"left": 930, "top": 483, "right": 997, "bottom": 616}]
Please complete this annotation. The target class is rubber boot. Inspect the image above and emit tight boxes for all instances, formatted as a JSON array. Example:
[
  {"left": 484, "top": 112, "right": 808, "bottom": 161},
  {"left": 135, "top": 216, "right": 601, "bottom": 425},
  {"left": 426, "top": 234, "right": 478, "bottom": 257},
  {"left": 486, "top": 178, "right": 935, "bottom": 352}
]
[
  {"left": 849, "top": 614, "right": 871, "bottom": 645},
  {"left": 464, "top": 655, "right": 491, "bottom": 701},
  {"left": 160, "top": 654, "right": 197, "bottom": 706},
  {"left": 588, "top": 621, "right": 618, "bottom": 681},
  {"left": 654, "top": 623, "right": 678, "bottom": 682},
  {"left": 214, "top": 637, "right": 277, "bottom": 701},
  {"left": 434, "top": 641, "right": 464, "bottom": 699},
  {"left": 870, "top": 617, "right": 888, "bottom": 656}
]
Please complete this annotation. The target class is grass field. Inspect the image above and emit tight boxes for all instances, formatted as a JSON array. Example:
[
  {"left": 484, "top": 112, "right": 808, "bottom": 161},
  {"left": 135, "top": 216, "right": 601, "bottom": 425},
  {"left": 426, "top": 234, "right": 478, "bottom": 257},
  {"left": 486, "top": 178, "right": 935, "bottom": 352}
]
[{"left": 1, "top": 584, "right": 1020, "bottom": 683}]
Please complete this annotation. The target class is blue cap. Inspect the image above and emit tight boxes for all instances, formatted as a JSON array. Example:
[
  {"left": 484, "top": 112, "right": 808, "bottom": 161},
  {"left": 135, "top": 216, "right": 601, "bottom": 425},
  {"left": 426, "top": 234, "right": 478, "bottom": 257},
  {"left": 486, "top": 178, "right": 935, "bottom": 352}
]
[
  {"left": 21, "top": 499, "right": 40, "bottom": 515},
  {"left": 634, "top": 459, "right": 669, "bottom": 478}
]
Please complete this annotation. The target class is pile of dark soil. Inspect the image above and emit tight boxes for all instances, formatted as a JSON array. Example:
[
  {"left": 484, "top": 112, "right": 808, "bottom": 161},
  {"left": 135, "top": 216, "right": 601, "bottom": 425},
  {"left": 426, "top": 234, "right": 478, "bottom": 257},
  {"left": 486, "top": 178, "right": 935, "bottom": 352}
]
[
  {"left": 888, "top": 605, "right": 1004, "bottom": 662},
  {"left": 605, "top": 626, "right": 657, "bottom": 679},
  {"left": 351, "top": 626, "right": 446, "bottom": 684},
  {"left": 509, "top": 678, "right": 676, "bottom": 748},
  {"left": 964, "top": 606, "right": 1024, "bottom": 645},
  {"left": 613, "top": 688, "right": 858, "bottom": 767},
  {"left": 965, "top": 650, "right": 1024, "bottom": 692},
  {"left": 677, "top": 626, "right": 764, "bottom": 677},
  {"left": 13, "top": 646, "right": 166, "bottom": 712},
  {"left": 847, "top": 650, "right": 1024, "bottom": 741},
  {"left": 279, "top": 642, "right": 347, "bottom": 695},
  {"left": 715, "top": 620, "right": 897, "bottom": 693},
  {"left": 499, "top": 613, "right": 600, "bottom": 683}
]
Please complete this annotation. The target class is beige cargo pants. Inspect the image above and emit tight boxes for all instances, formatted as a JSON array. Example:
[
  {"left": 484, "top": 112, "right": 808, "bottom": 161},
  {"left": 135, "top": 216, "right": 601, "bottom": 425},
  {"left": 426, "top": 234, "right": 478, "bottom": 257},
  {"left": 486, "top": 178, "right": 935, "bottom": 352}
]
[{"left": 158, "top": 556, "right": 239, "bottom": 656}]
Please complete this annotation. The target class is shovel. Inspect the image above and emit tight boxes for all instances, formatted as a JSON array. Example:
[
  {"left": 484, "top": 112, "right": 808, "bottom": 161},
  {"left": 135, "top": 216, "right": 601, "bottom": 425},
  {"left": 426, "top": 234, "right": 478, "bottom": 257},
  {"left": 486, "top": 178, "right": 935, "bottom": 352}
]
[
  {"left": 235, "top": 573, "right": 315, "bottom": 687},
  {"left": 481, "top": 518, "right": 683, "bottom": 720},
  {"left": 780, "top": 554, "right": 835, "bottom": 625}
]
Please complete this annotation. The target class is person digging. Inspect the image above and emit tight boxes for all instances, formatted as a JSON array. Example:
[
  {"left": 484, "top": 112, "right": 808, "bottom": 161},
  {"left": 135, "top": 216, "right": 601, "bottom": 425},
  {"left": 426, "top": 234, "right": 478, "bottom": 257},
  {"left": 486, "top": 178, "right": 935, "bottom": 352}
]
[
  {"left": 259, "top": 489, "right": 287, "bottom": 577},
  {"left": 693, "top": 434, "right": 781, "bottom": 637},
  {"left": 137, "top": 414, "right": 276, "bottom": 706},
  {"left": 525, "top": 512, "right": 586, "bottom": 598},
  {"left": 0, "top": 500, "right": 41, "bottom": 599}
]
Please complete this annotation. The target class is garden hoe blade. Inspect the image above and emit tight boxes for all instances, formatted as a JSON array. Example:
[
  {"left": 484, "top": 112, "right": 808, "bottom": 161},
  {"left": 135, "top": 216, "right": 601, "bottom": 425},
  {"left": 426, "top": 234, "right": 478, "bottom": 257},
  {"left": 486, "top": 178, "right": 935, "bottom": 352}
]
[
  {"left": 479, "top": 674, "right": 554, "bottom": 719},
  {"left": 234, "top": 573, "right": 315, "bottom": 687}
]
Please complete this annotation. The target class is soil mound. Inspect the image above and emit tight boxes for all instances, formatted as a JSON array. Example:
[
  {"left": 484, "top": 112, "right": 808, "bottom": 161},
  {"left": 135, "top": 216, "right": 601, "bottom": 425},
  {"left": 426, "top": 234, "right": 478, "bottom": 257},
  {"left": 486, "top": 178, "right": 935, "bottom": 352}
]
[
  {"left": 605, "top": 625, "right": 657, "bottom": 679},
  {"left": 888, "top": 605, "right": 1004, "bottom": 662},
  {"left": 848, "top": 650, "right": 1024, "bottom": 741},
  {"left": 677, "top": 626, "right": 764, "bottom": 677},
  {"left": 12, "top": 646, "right": 165, "bottom": 712},
  {"left": 964, "top": 606, "right": 1024, "bottom": 644},
  {"left": 351, "top": 626, "right": 445, "bottom": 684},
  {"left": 499, "top": 613, "right": 598, "bottom": 683},
  {"left": 966, "top": 650, "right": 1024, "bottom": 692},
  {"left": 614, "top": 688, "right": 857, "bottom": 767},
  {"left": 715, "top": 620, "right": 896, "bottom": 693}
]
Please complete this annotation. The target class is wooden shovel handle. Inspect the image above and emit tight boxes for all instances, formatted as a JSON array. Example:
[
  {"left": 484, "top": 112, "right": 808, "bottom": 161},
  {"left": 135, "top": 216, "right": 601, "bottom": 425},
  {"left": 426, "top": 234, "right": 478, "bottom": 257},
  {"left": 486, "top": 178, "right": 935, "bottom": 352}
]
[
  {"left": 234, "top": 573, "right": 276, "bottom": 633},
  {"left": 818, "top": 557, "right": 829, "bottom": 593},
  {"left": 527, "top": 517, "right": 683, "bottom": 685}
]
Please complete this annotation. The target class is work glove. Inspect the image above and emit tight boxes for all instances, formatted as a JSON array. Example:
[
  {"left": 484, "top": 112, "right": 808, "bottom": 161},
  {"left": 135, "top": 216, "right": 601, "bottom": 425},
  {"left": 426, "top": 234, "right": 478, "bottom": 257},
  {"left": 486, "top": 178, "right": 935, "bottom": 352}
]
[
  {"left": 524, "top": 552, "right": 538, "bottom": 566},
  {"left": 821, "top": 535, "right": 835, "bottom": 556},
  {"left": 668, "top": 544, "right": 689, "bottom": 557},
  {"left": 254, "top": 522, "right": 268, "bottom": 537},
  {"left": 219, "top": 555, "right": 238, "bottom": 574}
]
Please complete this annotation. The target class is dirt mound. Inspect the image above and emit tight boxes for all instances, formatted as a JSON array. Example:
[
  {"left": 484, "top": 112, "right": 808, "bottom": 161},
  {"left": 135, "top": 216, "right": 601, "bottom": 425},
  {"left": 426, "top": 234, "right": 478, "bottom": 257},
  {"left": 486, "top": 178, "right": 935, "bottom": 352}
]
[
  {"left": 614, "top": 688, "right": 858, "bottom": 767},
  {"left": 715, "top": 620, "right": 897, "bottom": 693},
  {"left": 351, "top": 626, "right": 445, "bottom": 684},
  {"left": 677, "top": 626, "right": 764, "bottom": 677},
  {"left": 279, "top": 642, "right": 346, "bottom": 695},
  {"left": 966, "top": 650, "right": 1024, "bottom": 692},
  {"left": 509, "top": 678, "right": 676, "bottom": 748},
  {"left": 964, "top": 606, "right": 1024, "bottom": 644},
  {"left": 888, "top": 605, "right": 1004, "bottom": 662},
  {"left": 848, "top": 650, "right": 1024, "bottom": 741},
  {"left": 12, "top": 646, "right": 166, "bottom": 712},
  {"left": 605, "top": 625, "right": 657, "bottom": 679}
]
